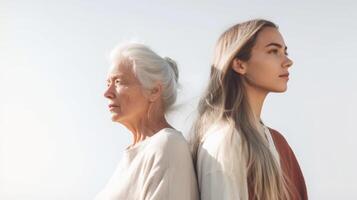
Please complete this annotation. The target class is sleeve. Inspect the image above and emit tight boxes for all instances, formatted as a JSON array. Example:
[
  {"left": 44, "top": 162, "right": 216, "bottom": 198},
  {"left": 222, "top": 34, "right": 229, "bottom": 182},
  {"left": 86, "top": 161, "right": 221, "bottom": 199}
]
[
  {"left": 197, "top": 126, "right": 250, "bottom": 200},
  {"left": 200, "top": 170, "right": 240, "bottom": 200},
  {"left": 197, "top": 145, "right": 248, "bottom": 200},
  {"left": 140, "top": 163, "right": 170, "bottom": 200},
  {"left": 285, "top": 142, "right": 308, "bottom": 200},
  {"left": 269, "top": 128, "right": 308, "bottom": 200}
]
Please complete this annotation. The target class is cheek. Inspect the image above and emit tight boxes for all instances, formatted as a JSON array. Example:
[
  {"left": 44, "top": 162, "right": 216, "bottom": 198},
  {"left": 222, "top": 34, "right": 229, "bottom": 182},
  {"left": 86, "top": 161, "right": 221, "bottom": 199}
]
[
  {"left": 118, "top": 87, "right": 148, "bottom": 112},
  {"left": 247, "top": 58, "right": 276, "bottom": 83},
  {"left": 111, "top": 87, "right": 131, "bottom": 113},
  {"left": 246, "top": 58, "right": 286, "bottom": 92}
]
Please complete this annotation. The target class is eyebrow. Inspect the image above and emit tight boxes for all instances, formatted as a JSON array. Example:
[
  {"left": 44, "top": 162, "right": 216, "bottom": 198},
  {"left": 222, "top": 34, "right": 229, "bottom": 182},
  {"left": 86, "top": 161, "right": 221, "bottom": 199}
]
[
  {"left": 265, "top": 42, "right": 288, "bottom": 51},
  {"left": 106, "top": 75, "right": 125, "bottom": 82}
]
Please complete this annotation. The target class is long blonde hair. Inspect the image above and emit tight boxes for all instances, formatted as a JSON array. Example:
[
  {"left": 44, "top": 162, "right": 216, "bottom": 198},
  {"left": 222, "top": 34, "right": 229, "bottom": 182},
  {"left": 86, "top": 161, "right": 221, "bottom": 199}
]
[{"left": 192, "top": 19, "right": 292, "bottom": 200}]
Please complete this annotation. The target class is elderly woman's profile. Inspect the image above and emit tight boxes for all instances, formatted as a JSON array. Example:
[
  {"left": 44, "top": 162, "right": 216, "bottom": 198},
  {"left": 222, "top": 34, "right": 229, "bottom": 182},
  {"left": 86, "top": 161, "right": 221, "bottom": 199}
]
[{"left": 95, "top": 42, "right": 199, "bottom": 200}]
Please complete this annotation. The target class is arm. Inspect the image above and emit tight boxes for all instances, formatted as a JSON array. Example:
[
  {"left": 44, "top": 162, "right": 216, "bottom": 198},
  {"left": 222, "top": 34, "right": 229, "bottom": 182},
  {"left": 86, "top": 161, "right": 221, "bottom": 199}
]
[
  {"left": 200, "top": 170, "right": 241, "bottom": 200},
  {"left": 197, "top": 146, "right": 248, "bottom": 200}
]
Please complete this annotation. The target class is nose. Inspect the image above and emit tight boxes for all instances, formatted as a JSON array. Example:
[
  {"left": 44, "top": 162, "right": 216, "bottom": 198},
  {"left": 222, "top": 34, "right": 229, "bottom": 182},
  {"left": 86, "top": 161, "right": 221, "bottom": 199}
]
[
  {"left": 283, "top": 56, "right": 293, "bottom": 68},
  {"left": 104, "top": 84, "right": 115, "bottom": 99}
]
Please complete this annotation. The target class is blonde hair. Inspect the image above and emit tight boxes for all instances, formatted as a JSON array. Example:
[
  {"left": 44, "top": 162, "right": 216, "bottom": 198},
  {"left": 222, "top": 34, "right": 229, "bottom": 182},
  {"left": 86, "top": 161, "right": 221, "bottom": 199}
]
[{"left": 192, "top": 19, "right": 292, "bottom": 200}]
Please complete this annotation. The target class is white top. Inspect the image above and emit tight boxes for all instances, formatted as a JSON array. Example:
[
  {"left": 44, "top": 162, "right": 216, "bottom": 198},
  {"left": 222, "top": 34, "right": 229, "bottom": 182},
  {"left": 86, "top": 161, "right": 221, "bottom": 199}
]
[
  {"left": 95, "top": 128, "right": 199, "bottom": 200},
  {"left": 196, "top": 122, "right": 280, "bottom": 200}
]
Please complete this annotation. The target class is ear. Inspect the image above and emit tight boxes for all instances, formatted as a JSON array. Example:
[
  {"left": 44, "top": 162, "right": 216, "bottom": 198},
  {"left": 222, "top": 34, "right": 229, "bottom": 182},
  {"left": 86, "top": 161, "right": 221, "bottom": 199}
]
[
  {"left": 231, "top": 58, "right": 247, "bottom": 75},
  {"left": 148, "top": 83, "right": 162, "bottom": 102}
]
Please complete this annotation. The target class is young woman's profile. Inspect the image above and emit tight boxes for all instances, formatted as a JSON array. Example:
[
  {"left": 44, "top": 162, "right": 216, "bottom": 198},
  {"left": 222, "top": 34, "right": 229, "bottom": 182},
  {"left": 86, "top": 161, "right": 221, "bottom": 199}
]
[{"left": 192, "top": 19, "right": 308, "bottom": 200}]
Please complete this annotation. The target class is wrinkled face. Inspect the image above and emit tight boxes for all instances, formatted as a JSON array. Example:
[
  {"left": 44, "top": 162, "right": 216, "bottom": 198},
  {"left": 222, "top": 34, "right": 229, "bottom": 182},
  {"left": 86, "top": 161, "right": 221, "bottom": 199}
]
[
  {"left": 239, "top": 27, "right": 293, "bottom": 93},
  {"left": 104, "top": 61, "right": 149, "bottom": 124}
]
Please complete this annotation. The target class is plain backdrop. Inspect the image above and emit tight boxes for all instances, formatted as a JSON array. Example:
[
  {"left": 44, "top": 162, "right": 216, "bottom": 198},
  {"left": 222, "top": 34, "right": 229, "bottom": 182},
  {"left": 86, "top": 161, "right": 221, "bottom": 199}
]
[{"left": 1, "top": 0, "right": 357, "bottom": 199}]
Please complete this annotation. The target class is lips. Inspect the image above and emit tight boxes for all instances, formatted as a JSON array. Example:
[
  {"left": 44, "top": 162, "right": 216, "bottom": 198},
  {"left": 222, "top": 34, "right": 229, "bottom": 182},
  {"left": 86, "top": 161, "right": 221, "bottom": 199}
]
[
  {"left": 108, "top": 104, "right": 119, "bottom": 109},
  {"left": 279, "top": 72, "right": 289, "bottom": 77}
]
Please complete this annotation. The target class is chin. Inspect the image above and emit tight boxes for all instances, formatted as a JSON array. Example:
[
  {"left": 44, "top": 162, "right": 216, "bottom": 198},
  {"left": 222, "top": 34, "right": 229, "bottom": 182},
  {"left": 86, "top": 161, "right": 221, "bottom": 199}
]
[
  {"left": 269, "top": 85, "right": 288, "bottom": 93},
  {"left": 275, "top": 87, "right": 288, "bottom": 93},
  {"left": 110, "top": 114, "right": 121, "bottom": 122}
]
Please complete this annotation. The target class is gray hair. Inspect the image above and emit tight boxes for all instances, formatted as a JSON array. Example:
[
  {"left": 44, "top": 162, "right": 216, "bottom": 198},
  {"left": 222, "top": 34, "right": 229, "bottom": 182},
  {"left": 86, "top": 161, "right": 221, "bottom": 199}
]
[{"left": 110, "top": 42, "right": 179, "bottom": 110}]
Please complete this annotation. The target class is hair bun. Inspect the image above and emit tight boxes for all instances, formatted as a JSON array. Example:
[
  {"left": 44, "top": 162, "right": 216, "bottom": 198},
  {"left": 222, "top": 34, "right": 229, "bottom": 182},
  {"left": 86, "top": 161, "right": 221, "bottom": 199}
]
[{"left": 164, "top": 57, "right": 179, "bottom": 82}]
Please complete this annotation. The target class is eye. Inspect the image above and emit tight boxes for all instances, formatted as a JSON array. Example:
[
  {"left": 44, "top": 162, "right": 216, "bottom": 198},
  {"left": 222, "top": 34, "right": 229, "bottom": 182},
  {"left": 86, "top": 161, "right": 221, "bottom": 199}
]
[
  {"left": 268, "top": 49, "right": 279, "bottom": 54},
  {"left": 115, "top": 79, "right": 121, "bottom": 84},
  {"left": 115, "top": 79, "right": 126, "bottom": 85}
]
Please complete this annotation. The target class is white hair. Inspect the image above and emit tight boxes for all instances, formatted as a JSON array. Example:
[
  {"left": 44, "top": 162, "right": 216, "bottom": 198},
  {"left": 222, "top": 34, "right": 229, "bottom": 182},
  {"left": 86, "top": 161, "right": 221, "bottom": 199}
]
[{"left": 110, "top": 42, "right": 179, "bottom": 110}]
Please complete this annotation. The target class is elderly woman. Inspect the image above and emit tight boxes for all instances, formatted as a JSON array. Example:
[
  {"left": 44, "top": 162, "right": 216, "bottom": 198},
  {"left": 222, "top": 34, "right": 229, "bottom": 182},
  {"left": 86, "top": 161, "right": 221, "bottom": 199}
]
[{"left": 95, "top": 42, "right": 199, "bottom": 200}]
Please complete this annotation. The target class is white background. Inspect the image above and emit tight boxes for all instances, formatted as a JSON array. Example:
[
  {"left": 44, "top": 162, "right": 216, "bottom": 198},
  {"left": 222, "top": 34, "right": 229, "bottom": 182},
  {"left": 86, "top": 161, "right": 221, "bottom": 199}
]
[{"left": 1, "top": 0, "right": 356, "bottom": 199}]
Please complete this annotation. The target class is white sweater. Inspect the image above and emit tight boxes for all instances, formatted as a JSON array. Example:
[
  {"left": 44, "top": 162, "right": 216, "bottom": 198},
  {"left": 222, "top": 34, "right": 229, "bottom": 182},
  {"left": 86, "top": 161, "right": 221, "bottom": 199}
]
[
  {"left": 196, "top": 122, "right": 280, "bottom": 200},
  {"left": 95, "top": 128, "right": 199, "bottom": 200}
]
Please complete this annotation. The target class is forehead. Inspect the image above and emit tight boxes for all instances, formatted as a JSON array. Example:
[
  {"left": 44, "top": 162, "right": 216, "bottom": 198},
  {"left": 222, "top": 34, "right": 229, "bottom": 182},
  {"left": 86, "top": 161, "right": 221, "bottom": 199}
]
[
  {"left": 254, "top": 27, "right": 286, "bottom": 48},
  {"left": 107, "top": 60, "right": 136, "bottom": 81}
]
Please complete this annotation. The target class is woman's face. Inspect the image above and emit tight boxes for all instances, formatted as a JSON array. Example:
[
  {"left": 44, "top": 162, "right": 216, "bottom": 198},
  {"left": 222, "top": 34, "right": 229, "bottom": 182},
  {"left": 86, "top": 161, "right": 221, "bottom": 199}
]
[
  {"left": 237, "top": 27, "right": 293, "bottom": 93},
  {"left": 104, "top": 61, "right": 149, "bottom": 124}
]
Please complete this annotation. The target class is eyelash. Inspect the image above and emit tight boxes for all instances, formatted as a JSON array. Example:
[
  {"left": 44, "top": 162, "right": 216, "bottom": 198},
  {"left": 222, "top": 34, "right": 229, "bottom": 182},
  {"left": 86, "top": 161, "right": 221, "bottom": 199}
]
[
  {"left": 106, "top": 79, "right": 123, "bottom": 87},
  {"left": 269, "top": 49, "right": 279, "bottom": 54},
  {"left": 268, "top": 49, "right": 289, "bottom": 56}
]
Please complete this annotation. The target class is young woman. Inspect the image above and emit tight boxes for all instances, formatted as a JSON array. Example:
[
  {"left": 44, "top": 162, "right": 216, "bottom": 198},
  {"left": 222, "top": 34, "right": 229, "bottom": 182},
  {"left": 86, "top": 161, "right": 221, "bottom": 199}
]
[
  {"left": 192, "top": 19, "right": 308, "bottom": 200},
  {"left": 95, "top": 42, "right": 198, "bottom": 200}
]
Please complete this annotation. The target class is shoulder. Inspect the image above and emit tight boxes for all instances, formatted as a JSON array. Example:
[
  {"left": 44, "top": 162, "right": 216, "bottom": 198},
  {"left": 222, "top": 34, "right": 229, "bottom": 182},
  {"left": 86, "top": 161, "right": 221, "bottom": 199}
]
[
  {"left": 199, "top": 122, "right": 237, "bottom": 155},
  {"left": 145, "top": 128, "right": 192, "bottom": 160},
  {"left": 266, "top": 127, "right": 308, "bottom": 199},
  {"left": 266, "top": 127, "right": 298, "bottom": 167},
  {"left": 149, "top": 128, "right": 189, "bottom": 150},
  {"left": 267, "top": 127, "right": 292, "bottom": 152},
  {"left": 197, "top": 122, "right": 243, "bottom": 173},
  {"left": 196, "top": 122, "right": 248, "bottom": 199}
]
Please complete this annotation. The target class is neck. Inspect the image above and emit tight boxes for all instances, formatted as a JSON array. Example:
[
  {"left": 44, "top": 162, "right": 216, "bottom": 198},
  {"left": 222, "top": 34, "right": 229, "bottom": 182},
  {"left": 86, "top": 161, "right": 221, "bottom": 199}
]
[
  {"left": 243, "top": 81, "right": 269, "bottom": 124},
  {"left": 122, "top": 103, "right": 172, "bottom": 147}
]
